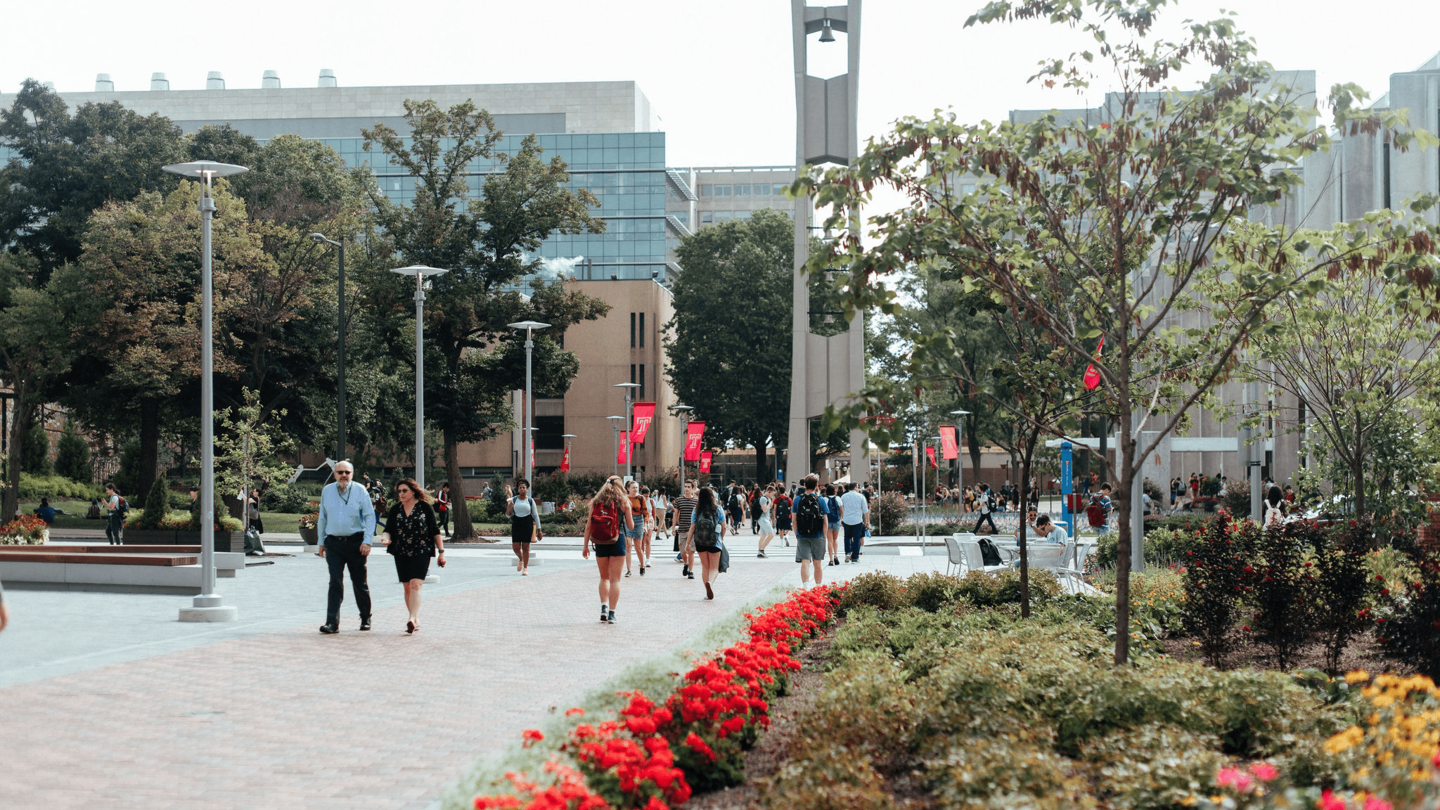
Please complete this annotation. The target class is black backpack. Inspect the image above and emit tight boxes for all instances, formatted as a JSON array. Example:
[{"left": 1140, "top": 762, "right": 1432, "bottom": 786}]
[
  {"left": 795, "top": 492, "right": 825, "bottom": 536},
  {"left": 728, "top": 492, "right": 741, "bottom": 510},
  {"left": 776, "top": 497, "right": 791, "bottom": 518},
  {"left": 693, "top": 507, "right": 719, "bottom": 547},
  {"left": 977, "top": 537, "right": 1004, "bottom": 567},
  {"left": 117, "top": 496, "right": 129, "bottom": 516}
]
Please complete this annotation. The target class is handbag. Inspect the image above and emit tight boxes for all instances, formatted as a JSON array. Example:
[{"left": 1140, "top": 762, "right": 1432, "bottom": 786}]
[{"left": 718, "top": 538, "right": 730, "bottom": 574}]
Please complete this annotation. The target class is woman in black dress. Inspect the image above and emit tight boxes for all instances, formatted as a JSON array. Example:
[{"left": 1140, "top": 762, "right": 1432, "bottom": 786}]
[
  {"left": 379, "top": 477, "right": 444, "bottom": 634},
  {"left": 506, "top": 478, "right": 542, "bottom": 576}
]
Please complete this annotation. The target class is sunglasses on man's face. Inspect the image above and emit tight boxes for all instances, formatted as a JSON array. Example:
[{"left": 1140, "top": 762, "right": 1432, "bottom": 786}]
[{"left": 336, "top": 471, "right": 353, "bottom": 476}]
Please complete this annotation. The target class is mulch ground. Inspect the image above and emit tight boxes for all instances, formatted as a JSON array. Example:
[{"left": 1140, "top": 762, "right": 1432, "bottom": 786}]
[
  {"left": 1162, "top": 629, "right": 1396, "bottom": 674},
  {"left": 684, "top": 632, "right": 835, "bottom": 810}
]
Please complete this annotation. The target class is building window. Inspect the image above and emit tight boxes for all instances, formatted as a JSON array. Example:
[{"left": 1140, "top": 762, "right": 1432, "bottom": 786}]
[
  {"left": 536, "top": 415, "right": 565, "bottom": 450},
  {"left": 773, "top": 184, "right": 787, "bottom": 195},
  {"left": 700, "top": 184, "right": 712, "bottom": 197},
  {"left": 753, "top": 184, "right": 770, "bottom": 196},
  {"left": 734, "top": 184, "right": 750, "bottom": 197},
  {"left": 630, "top": 312, "right": 636, "bottom": 348},
  {"left": 715, "top": 185, "right": 731, "bottom": 197},
  {"left": 639, "top": 312, "right": 645, "bottom": 347},
  {"left": 701, "top": 212, "right": 713, "bottom": 224},
  {"left": 737, "top": 210, "right": 752, "bottom": 220},
  {"left": 640, "top": 364, "right": 646, "bottom": 401}
]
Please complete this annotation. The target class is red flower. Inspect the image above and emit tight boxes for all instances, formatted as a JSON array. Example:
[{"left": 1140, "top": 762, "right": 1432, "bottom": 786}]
[{"left": 521, "top": 729, "right": 544, "bottom": 748}]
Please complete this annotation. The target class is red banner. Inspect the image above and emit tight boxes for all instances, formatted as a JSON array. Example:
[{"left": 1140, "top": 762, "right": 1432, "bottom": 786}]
[
  {"left": 617, "top": 431, "right": 629, "bottom": 465},
  {"left": 1083, "top": 334, "right": 1105, "bottom": 390},
  {"left": 631, "top": 402, "right": 655, "bottom": 446},
  {"left": 699, "top": 452, "right": 712, "bottom": 474},
  {"left": 939, "top": 424, "right": 959, "bottom": 460},
  {"left": 684, "top": 422, "right": 706, "bottom": 462},
  {"left": 530, "top": 440, "right": 535, "bottom": 472},
  {"left": 926, "top": 446, "right": 939, "bottom": 468},
  {"left": 560, "top": 444, "right": 571, "bottom": 472}
]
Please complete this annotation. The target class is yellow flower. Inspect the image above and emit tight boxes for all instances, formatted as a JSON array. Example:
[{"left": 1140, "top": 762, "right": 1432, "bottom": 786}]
[{"left": 1346, "top": 671, "right": 1371, "bottom": 684}]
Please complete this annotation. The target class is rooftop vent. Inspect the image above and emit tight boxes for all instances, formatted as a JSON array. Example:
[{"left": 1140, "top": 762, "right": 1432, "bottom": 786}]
[
  {"left": 261, "top": 70, "right": 280, "bottom": 89},
  {"left": 151, "top": 72, "right": 169, "bottom": 91},
  {"left": 206, "top": 71, "right": 225, "bottom": 90},
  {"left": 95, "top": 73, "right": 114, "bottom": 92},
  {"left": 318, "top": 69, "right": 337, "bottom": 88}
]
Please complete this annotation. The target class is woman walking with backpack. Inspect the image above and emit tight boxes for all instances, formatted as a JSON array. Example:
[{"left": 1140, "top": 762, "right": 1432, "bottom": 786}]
[
  {"left": 774, "top": 486, "right": 793, "bottom": 546},
  {"left": 583, "top": 476, "right": 634, "bottom": 624},
  {"left": 506, "top": 478, "right": 542, "bottom": 576},
  {"left": 755, "top": 484, "right": 776, "bottom": 558},
  {"left": 686, "top": 486, "right": 726, "bottom": 600}
]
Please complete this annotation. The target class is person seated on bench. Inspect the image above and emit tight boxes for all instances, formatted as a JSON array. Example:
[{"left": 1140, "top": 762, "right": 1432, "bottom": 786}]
[
  {"left": 1017, "top": 511, "right": 1066, "bottom": 544},
  {"left": 32, "top": 498, "right": 56, "bottom": 525}
]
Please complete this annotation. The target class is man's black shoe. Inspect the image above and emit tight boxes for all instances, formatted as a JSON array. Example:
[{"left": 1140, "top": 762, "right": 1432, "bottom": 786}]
[
  {"left": 359, "top": 619, "right": 372, "bottom": 631},
  {"left": 319, "top": 623, "right": 339, "bottom": 634}
]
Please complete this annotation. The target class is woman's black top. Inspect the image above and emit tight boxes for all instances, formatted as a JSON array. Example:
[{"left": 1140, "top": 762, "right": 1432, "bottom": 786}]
[{"left": 385, "top": 501, "right": 439, "bottom": 557}]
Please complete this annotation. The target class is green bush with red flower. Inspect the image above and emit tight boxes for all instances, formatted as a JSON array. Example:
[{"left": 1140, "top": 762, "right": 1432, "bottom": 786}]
[
  {"left": 471, "top": 586, "right": 840, "bottom": 809},
  {"left": 0, "top": 514, "right": 49, "bottom": 545}
]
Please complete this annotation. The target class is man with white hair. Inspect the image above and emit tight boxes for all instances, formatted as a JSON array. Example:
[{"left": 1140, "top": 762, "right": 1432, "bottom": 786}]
[{"left": 317, "top": 461, "right": 377, "bottom": 634}]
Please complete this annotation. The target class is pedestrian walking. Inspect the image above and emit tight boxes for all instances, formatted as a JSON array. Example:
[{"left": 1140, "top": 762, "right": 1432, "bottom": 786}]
[
  {"left": 436, "top": 482, "right": 451, "bottom": 538},
  {"left": 0, "top": 576, "right": 9, "bottom": 632},
  {"left": 823, "top": 484, "right": 842, "bottom": 566},
  {"left": 506, "top": 478, "right": 542, "bottom": 576},
  {"left": 839, "top": 481, "right": 869, "bottom": 563},
  {"left": 638, "top": 485, "right": 655, "bottom": 576},
  {"left": 103, "top": 482, "right": 125, "bottom": 545},
  {"left": 748, "top": 484, "right": 762, "bottom": 534},
  {"left": 651, "top": 488, "right": 670, "bottom": 553},
  {"left": 625, "top": 480, "right": 648, "bottom": 577},
  {"left": 316, "top": 461, "right": 378, "bottom": 634},
  {"left": 582, "top": 476, "right": 634, "bottom": 624},
  {"left": 755, "top": 484, "right": 776, "bottom": 557},
  {"left": 673, "top": 480, "right": 698, "bottom": 578},
  {"left": 774, "top": 487, "right": 793, "bottom": 546},
  {"left": 725, "top": 484, "right": 744, "bottom": 534},
  {"left": 686, "top": 486, "right": 726, "bottom": 600},
  {"left": 379, "top": 478, "right": 444, "bottom": 634},
  {"left": 793, "top": 474, "right": 827, "bottom": 588},
  {"left": 971, "top": 484, "right": 999, "bottom": 534}
]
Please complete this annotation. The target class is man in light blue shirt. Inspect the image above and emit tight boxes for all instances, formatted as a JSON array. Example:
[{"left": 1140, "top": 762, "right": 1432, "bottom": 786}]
[{"left": 317, "top": 461, "right": 377, "bottom": 634}]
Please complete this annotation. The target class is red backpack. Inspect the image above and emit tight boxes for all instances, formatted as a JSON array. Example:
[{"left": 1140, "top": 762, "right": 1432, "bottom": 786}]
[
  {"left": 589, "top": 501, "right": 621, "bottom": 544},
  {"left": 1086, "top": 503, "right": 1106, "bottom": 527}
]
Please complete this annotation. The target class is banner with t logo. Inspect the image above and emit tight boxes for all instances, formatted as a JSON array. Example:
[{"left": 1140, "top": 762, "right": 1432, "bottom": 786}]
[
  {"left": 684, "top": 422, "right": 706, "bottom": 461},
  {"left": 560, "top": 444, "right": 570, "bottom": 472},
  {"left": 939, "top": 424, "right": 959, "bottom": 460},
  {"left": 631, "top": 402, "right": 656, "bottom": 445},
  {"left": 617, "top": 431, "right": 629, "bottom": 465},
  {"left": 699, "top": 452, "right": 712, "bottom": 474}
]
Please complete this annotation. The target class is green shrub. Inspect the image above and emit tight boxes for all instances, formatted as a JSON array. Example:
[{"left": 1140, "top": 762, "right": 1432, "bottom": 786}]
[
  {"left": 1095, "top": 526, "right": 1199, "bottom": 569},
  {"left": 261, "top": 484, "right": 314, "bottom": 514},
  {"left": 1078, "top": 724, "right": 1223, "bottom": 809},
  {"left": 1181, "top": 515, "right": 1256, "bottom": 668},
  {"left": 837, "top": 571, "right": 907, "bottom": 614},
  {"left": 17, "top": 472, "right": 103, "bottom": 501},
  {"left": 21, "top": 420, "right": 51, "bottom": 475},
  {"left": 757, "top": 742, "right": 895, "bottom": 810},
  {"left": 872, "top": 490, "right": 908, "bottom": 535},
  {"left": 139, "top": 478, "right": 169, "bottom": 529},
  {"left": 1378, "top": 547, "right": 1440, "bottom": 678},
  {"left": 1155, "top": 513, "right": 1214, "bottom": 533},
  {"left": 530, "top": 472, "right": 570, "bottom": 505},
  {"left": 904, "top": 571, "right": 965, "bottom": 613},
  {"left": 1223, "top": 478, "right": 1251, "bottom": 516},
  {"left": 167, "top": 490, "right": 194, "bottom": 511},
  {"left": 54, "top": 422, "right": 91, "bottom": 483},
  {"left": 954, "top": 569, "right": 1061, "bottom": 607}
]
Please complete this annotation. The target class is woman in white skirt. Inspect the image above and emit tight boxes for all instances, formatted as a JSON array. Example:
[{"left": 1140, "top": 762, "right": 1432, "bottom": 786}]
[
  {"left": 755, "top": 483, "right": 776, "bottom": 558},
  {"left": 650, "top": 488, "right": 670, "bottom": 551}
]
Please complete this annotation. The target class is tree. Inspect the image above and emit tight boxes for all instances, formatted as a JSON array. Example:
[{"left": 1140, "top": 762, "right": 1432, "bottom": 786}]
[
  {"left": 798, "top": 0, "right": 1440, "bottom": 664},
  {"left": 666, "top": 210, "right": 802, "bottom": 483},
  {"left": 363, "top": 100, "right": 609, "bottom": 540},
  {"left": 0, "top": 251, "right": 70, "bottom": 517},
  {"left": 0, "top": 80, "right": 185, "bottom": 282},
  {"left": 55, "top": 421, "right": 92, "bottom": 483},
  {"left": 22, "top": 420, "right": 51, "bottom": 476},
  {"left": 1226, "top": 270, "right": 1440, "bottom": 519},
  {"left": 213, "top": 389, "right": 296, "bottom": 525}
]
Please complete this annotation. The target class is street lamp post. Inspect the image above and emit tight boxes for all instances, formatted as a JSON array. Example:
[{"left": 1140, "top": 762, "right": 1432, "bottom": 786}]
[
  {"left": 561, "top": 433, "right": 577, "bottom": 486},
  {"left": 508, "top": 321, "right": 551, "bottom": 485},
  {"left": 669, "top": 405, "right": 693, "bottom": 495},
  {"left": 310, "top": 233, "right": 347, "bottom": 463},
  {"left": 950, "top": 409, "right": 971, "bottom": 513},
  {"left": 614, "top": 382, "right": 641, "bottom": 480},
  {"left": 390, "top": 265, "right": 450, "bottom": 490},
  {"left": 607, "top": 416, "right": 624, "bottom": 476},
  {"left": 163, "top": 160, "right": 248, "bottom": 623}
]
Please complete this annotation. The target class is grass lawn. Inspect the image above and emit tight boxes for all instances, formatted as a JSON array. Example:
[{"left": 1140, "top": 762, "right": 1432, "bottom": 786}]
[{"left": 20, "top": 499, "right": 104, "bottom": 531}]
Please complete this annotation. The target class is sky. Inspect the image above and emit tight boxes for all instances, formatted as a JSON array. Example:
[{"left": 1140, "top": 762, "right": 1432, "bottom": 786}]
[{"left": 4, "top": 0, "right": 1438, "bottom": 170}]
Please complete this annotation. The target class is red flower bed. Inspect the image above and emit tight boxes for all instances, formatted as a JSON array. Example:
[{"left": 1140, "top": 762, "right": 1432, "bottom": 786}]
[{"left": 474, "top": 586, "right": 840, "bottom": 809}]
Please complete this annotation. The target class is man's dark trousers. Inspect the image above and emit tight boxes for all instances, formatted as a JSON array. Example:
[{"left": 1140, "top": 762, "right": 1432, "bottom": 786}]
[
  {"left": 325, "top": 533, "right": 371, "bottom": 626},
  {"left": 843, "top": 523, "right": 866, "bottom": 561},
  {"left": 973, "top": 512, "right": 998, "bottom": 533}
]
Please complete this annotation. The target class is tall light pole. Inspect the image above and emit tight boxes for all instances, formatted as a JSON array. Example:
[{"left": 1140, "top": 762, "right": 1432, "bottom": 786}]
[
  {"left": 390, "top": 265, "right": 449, "bottom": 490},
  {"left": 561, "top": 433, "right": 577, "bottom": 486},
  {"left": 950, "top": 409, "right": 971, "bottom": 504},
  {"left": 615, "top": 382, "right": 640, "bottom": 480},
  {"left": 310, "top": 233, "right": 347, "bottom": 463},
  {"left": 607, "top": 415, "right": 624, "bottom": 476},
  {"left": 163, "top": 160, "right": 248, "bottom": 623},
  {"left": 508, "top": 320, "right": 551, "bottom": 485},
  {"left": 669, "top": 404, "right": 693, "bottom": 495}
]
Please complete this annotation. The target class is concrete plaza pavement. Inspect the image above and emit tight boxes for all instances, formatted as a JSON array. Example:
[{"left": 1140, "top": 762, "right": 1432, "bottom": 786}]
[{"left": 0, "top": 532, "right": 948, "bottom": 810}]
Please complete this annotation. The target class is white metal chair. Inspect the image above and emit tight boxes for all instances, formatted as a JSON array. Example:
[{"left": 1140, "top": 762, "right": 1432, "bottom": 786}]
[
  {"left": 959, "top": 539, "right": 1010, "bottom": 575},
  {"left": 944, "top": 535, "right": 964, "bottom": 576}
]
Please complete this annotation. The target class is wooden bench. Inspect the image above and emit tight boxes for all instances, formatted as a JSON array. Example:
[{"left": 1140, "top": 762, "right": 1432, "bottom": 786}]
[
  {"left": 0, "top": 544, "right": 248, "bottom": 593},
  {"left": 0, "top": 544, "right": 202, "bottom": 555},
  {"left": 0, "top": 551, "right": 198, "bottom": 566}
]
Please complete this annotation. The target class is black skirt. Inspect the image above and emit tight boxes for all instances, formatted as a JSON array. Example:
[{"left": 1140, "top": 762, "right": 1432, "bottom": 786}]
[
  {"left": 511, "top": 513, "right": 536, "bottom": 544},
  {"left": 394, "top": 554, "right": 430, "bottom": 583}
]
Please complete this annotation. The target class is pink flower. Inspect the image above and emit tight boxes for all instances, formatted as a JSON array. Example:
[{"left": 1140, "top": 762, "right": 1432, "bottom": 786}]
[
  {"left": 1362, "top": 798, "right": 1392, "bottom": 810},
  {"left": 1247, "top": 762, "right": 1278, "bottom": 782},
  {"left": 1215, "top": 767, "right": 1254, "bottom": 793},
  {"left": 1319, "top": 790, "right": 1346, "bottom": 810}
]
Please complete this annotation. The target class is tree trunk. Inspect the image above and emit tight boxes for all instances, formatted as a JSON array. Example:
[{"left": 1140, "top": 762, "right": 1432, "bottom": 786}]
[
  {"left": 4, "top": 399, "right": 33, "bottom": 521},
  {"left": 137, "top": 398, "right": 160, "bottom": 500},
  {"left": 1098, "top": 416, "right": 1110, "bottom": 484},
  {"left": 445, "top": 431, "right": 475, "bottom": 541},
  {"left": 1113, "top": 434, "right": 1135, "bottom": 667},
  {"left": 755, "top": 440, "right": 768, "bottom": 485},
  {"left": 1018, "top": 433, "right": 1037, "bottom": 619},
  {"left": 1352, "top": 412, "right": 1366, "bottom": 517},
  {"left": 967, "top": 425, "right": 982, "bottom": 490}
]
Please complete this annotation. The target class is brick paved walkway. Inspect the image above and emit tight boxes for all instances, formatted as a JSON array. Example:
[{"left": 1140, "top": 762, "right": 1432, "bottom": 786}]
[{"left": 0, "top": 543, "right": 942, "bottom": 810}]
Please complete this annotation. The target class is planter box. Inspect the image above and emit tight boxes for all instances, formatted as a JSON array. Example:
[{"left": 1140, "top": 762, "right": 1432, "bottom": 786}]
[
  {"left": 299, "top": 526, "right": 319, "bottom": 545},
  {"left": 123, "top": 529, "right": 245, "bottom": 552}
]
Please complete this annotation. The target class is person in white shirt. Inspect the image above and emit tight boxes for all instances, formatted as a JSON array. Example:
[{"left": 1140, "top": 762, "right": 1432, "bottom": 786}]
[{"left": 838, "top": 482, "right": 869, "bottom": 563}]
